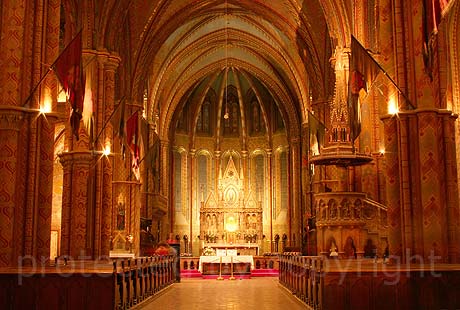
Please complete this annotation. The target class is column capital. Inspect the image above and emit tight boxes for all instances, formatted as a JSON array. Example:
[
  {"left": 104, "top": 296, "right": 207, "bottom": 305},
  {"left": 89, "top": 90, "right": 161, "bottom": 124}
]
[
  {"left": 58, "top": 151, "right": 94, "bottom": 167},
  {"left": 83, "top": 49, "right": 121, "bottom": 70},
  {"left": 104, "top": 53, "right": 122, "bottom": 71},
  {"left": 0, "top": 108, "right": 25, "bottom": 131}
]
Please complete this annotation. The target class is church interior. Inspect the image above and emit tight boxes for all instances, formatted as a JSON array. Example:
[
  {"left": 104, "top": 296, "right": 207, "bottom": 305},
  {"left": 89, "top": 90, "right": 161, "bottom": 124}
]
[{"left": 1, "top": 0, "right": 460, "bottom": 309}]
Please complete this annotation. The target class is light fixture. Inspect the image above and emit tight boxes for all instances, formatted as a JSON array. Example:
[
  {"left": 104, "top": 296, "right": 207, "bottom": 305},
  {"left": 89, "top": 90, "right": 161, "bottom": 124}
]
[
  {"left": 388, "top": 96, "right": 399, "bottom": 115},
  {"left": 223, "top": 0, "right": 229, "bottom": 120},
  {"left": 102, "top": 142, "right": 111, "bottom": 156},
  {"left": 40, "top": 89, "right": 52, "bottom": 114}
]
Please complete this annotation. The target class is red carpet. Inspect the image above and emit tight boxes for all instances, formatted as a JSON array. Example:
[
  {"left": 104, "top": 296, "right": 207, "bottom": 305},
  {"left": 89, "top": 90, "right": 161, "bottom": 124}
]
[
  {"left": 180, "top": 269, "right": 278, "bottom": 279},
  {"left": 250, "top": 269, "right": 279, "bottom": 277}
]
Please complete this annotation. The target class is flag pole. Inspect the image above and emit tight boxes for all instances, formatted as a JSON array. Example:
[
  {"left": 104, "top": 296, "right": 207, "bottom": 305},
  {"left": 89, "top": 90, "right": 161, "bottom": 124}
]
[
  {"left": 351, "top": 35, "right": 415, "bottom": 110},
  {"left": 93, "top": 95, "right": 126, "bottom": 146},
  {"left": 21, "top": 68, "right": 53, "bottom": 107}
]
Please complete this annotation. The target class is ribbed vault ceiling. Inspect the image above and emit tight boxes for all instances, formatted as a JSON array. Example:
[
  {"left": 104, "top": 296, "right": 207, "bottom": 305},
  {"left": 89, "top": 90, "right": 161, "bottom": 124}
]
[{"left": 89, "top": 0, "right": 345, "bottom": 139}]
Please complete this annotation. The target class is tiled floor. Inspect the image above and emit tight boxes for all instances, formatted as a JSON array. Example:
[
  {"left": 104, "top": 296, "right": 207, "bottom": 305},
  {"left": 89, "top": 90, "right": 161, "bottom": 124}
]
[{"left": 138, "top": 277, "right": 305, "bottom": 310}]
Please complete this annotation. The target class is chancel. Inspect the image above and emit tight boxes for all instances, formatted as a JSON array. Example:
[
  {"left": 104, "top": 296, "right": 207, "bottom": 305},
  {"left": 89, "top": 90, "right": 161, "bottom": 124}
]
[
  {"left": 199, "top": 155, "right": 262, "bottom": 256},
  {"left": 1, "top": 1, "right": 460, "bottom": 310}
]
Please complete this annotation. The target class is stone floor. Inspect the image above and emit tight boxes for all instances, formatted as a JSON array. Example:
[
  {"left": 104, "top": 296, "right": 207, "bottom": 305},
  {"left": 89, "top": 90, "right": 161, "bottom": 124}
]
[{"left": 138, "top": 277, "right": 305, "bottom": 310}]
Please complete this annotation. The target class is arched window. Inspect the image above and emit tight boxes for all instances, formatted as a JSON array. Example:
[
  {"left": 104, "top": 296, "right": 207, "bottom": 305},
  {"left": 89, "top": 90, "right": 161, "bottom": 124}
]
[{"left": 197, "top": 99, "right": 211, "bottom": 134}]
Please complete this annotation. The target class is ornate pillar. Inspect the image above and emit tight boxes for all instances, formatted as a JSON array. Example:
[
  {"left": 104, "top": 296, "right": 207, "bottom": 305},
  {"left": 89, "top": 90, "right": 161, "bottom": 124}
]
[
  {"left": 0, "top": 109, "right": 25, "bottom": 266},
  {"left": 0, "top": 0, "right": 59, "bottom": 266},
  {"left": 59, "top": 152, "right": 94, "bottom": 258},
  {"left": 266, "top": 149, "right": 273, "bottom": 252},
  {"left": 382, "top": 110, "right": 460, "bottom": 263},
  {"left": 189, "top": 148, "right": 196, "bottom": 254},
  {"left": 241, "top": 150, "right": 249, "bottom": 194},
  {"left": 290, "top": 137, "right": 301, "bottom": 247},
  {"left": 214, "top": 150, "right": 222, "bottom": 203},
  {"left": 414, "top": 110, "right": 459, "bottom": 263},
  {"left": 380, "top": 114, "right": 402, "bottom": 258},
  {"left": 100, "top": 54, "right": 121, "bottom": 257},
  {"left": 442, "top": 113, "right": 460, "bottom": 263},
  {"left": 160, "top": 139, "right": 171, "bottom": 237}
]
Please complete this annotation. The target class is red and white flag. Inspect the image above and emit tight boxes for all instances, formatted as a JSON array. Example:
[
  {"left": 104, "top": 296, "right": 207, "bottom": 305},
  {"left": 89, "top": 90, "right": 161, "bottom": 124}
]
[
  {"left": 53, "top": 31, "right": 85, "bottom": 140},
  {"left": 348, "top": 36, "right": 380, "bottom": 143},
  {"left": 126, "top": 111, "right": 140, "bottom": 179}
]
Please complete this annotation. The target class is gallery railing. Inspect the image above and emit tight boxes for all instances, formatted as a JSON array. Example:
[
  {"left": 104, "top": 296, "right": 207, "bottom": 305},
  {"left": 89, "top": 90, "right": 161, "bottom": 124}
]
[{"left": 279, "top": 255, "right": 323, "bottom": 310}]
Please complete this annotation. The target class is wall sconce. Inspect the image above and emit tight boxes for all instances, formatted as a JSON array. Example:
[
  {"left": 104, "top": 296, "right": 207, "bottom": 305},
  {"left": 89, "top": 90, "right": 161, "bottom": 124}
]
[{"left": 388, "top": 96, "right": 399, "bottom": 115}]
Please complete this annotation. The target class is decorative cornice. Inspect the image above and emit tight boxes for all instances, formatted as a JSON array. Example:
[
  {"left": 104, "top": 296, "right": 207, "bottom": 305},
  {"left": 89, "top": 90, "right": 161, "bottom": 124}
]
[{"left": 380, "top": 108, "right": 458, "bottom": 121}]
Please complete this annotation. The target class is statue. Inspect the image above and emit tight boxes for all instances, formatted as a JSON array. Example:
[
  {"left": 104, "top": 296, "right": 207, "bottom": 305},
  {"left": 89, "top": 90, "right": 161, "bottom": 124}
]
[{"left": 117, "top": 200, "right": 125, "bottom": 230}]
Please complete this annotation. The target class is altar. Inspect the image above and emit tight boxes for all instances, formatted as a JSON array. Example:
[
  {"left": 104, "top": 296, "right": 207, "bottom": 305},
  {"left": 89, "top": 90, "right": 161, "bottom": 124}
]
[
  {"left": 204, "top": 243, "right": 259, "bottom": 256},
  {"left": 199, "top": 156, "right": 264, "bottom": 250},
  {"left": 198, "top": 255, "right": 254, "bottom": 275}
]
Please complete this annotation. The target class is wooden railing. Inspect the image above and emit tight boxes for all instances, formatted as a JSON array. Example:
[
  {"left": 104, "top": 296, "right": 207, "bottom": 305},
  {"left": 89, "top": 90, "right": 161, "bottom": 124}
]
[
  {"left": 279, "top": 255, "right": 323, "bottom": 310},
  {"left": 113, "top": 255, "right": 176, "bottom": 309}
]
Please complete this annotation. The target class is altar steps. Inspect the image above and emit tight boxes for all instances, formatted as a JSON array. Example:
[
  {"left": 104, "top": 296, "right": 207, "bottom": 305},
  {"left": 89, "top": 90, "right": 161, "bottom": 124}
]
[
  {"left": 250, "top": 269, "right": 279, "bottom": 277},
  {"left": 201, "top": 274, "right": 252, "bottom": 279},
  {"left": 180, "top": 269, "right": 202, "bottom": 278},
  {"left": 180, "top": 269, "right": 279, "bottom": 279}
]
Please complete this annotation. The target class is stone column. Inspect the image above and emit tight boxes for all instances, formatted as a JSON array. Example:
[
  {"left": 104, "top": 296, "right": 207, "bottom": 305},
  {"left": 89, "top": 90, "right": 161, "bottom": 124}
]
[
  {"left": 0, "top": 109, "right": 25, "bottom": 266},
  {"left": 160, "top": 139, "right": 171, "bottom": 236},
  {"left": 100, "top": 54, "right": 120, "bottom": 257},
  {"left": 0, "top": 0, "right": 59, "bottom": 266},
  {"left": 266, "top": 149, "right": 273, "bottom": 252},
  {"left": 442, "top": 113, "right": 460, "bottom": 263},
  {"left": 59, "top": 152, "right": 94, "bottom": 259},
  {"left": 380, "top": 114, "right": 402, "bottom": 258},
  {"left": 214, "top": 150, "right": 221, "bottom": 195},
  {"left": 189, "top": 148, "right": 196, "bottom": 254},
  {"left": 241, "top": 150, "right": 249, "bottom": 194},
  {"left": 290, "top": 138, "right": 301, "bottom": 247},
  {"left": 414, "top": 110, "right": 458, "bottom": 262}
]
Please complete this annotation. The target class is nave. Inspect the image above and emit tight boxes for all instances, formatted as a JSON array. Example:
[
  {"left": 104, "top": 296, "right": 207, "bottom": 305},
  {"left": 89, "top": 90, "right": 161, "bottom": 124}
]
[{"left": 138, "top": 277, "right": 304, "bottom": 310}]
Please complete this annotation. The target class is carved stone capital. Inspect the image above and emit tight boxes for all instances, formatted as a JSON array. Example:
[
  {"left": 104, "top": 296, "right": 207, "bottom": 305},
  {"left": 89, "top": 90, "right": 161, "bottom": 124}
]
[
  {"left": 58, "top": 151, "right": 94, "bottom": 167},
  {"left": 0, "top": 108, "right": 24, "bottom": 131}
]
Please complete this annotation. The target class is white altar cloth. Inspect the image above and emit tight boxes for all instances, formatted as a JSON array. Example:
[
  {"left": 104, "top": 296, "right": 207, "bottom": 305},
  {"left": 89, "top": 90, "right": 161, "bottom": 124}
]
[{"left": 198, "top": 255, "right": 254, "bottom": 272}]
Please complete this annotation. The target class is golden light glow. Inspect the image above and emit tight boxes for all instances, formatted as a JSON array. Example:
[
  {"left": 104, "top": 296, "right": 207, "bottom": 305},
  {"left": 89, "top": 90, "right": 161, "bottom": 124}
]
[
  {"left": 41, "top": 92, "right": 52, "bottom": 114},
  {"left": 225, "top": 216, "right": 237, "bottom": 232},
  {"left": 388, "top": 97, "right": 399, "bottom": 115},
  {"left": 57, "top": 88, "right": 67, "bottom": 103},
  {"left": 379, "top": 148, "right": 385, "bottom": 155},
  {"left": 102, "top": 143, "right": 111, "bottom": 156}
]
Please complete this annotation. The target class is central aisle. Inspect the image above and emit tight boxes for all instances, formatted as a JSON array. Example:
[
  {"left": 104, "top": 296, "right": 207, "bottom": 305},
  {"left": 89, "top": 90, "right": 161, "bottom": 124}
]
[{"left": 138, "top": 277, "right": 305, "bottom": 310}]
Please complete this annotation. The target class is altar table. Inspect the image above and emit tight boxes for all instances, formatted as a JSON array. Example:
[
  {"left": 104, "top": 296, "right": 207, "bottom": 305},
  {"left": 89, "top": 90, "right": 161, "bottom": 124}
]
[{"left": 198, "top": 255, "right": 254, "bottom": 275}]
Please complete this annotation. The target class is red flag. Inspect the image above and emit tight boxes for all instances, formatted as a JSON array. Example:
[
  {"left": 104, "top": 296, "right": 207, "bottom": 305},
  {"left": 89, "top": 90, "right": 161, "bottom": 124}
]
[
  {"left": 126, "top": 111, "right": 140, "bottom": 179},
  {"left": 348, "top": 36, "right": 381, "bottom": 143},
  {"left": 111, "top": 98, "right": 127, "bottom": 157},
  {"left": 422, "top": 0, "right": 450, "bottom": 79},
  {"left": 53, "top": 31, "right": 85, "bottom": 140}
]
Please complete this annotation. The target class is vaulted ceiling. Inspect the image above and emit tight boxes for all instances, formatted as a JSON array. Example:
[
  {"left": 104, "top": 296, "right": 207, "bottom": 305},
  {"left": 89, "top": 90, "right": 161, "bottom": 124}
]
[{"left": 72, "top": 0, "right": 353, "bottom": 139}]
